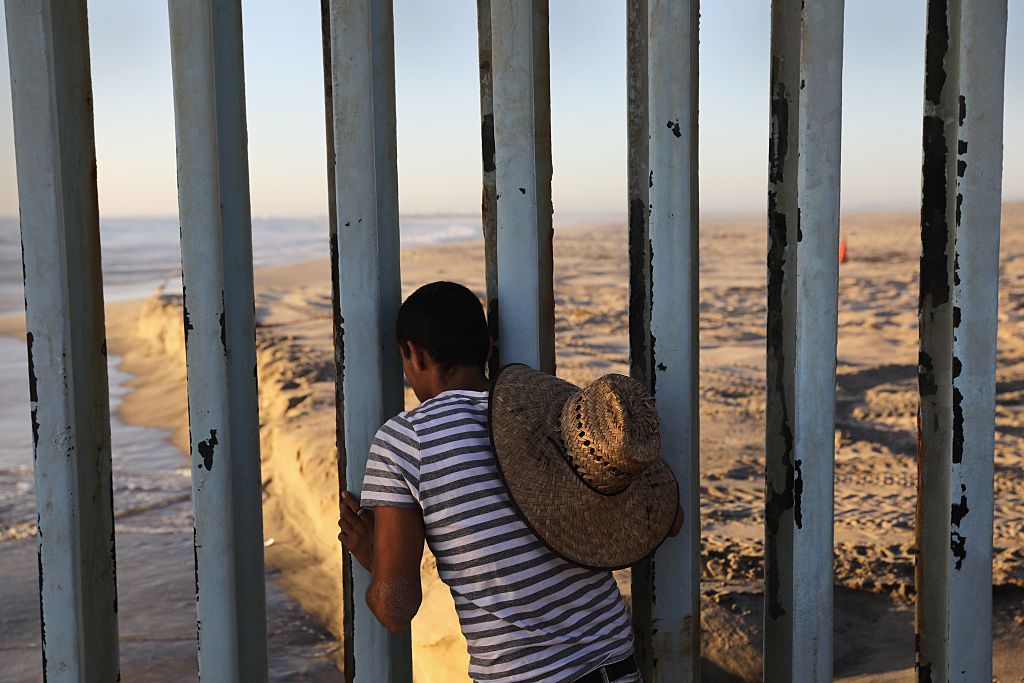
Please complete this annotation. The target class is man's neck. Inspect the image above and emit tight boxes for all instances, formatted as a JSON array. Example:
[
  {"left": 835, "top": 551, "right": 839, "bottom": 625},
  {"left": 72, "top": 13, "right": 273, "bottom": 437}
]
[{"left": 430, "top": 366, "right": 489, "bottom": 398}]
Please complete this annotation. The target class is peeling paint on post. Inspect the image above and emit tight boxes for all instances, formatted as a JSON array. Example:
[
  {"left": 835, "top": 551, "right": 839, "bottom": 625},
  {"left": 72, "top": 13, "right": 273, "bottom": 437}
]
[
  {"left": 325, "top": 1, "right": 412, "bottom": 681},
  {"left": 916, "top": 2, "right": 1006, "bottom": 680},
  {"left": 167, "top": 1, "right": 268, "bottom": 679},
  {"left": 490, "top": 0, "right": 555, "bottom": 373},
  {"left": 5, "top": 2, "right": 120, "bottom": 679},
  {"left": 644, "top": 1, "right": 701, "bottom": 680},
  {"left": 477, "top": 0, "right": 500, "bottom": 376},
  {"left": 763, "top": 1, "right": 844, "bottom": 681},
  {"left": 626, "top": 0, "right": 651, "bottom": 391}
]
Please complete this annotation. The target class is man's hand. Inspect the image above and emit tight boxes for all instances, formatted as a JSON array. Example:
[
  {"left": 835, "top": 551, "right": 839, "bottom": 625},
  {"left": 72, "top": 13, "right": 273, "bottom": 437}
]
[
  {"left": 338, "top": 491, "right": 374, "bottom": 571},
  {"left": 339, "top": 491, "right": 426, "bottom": 631}
]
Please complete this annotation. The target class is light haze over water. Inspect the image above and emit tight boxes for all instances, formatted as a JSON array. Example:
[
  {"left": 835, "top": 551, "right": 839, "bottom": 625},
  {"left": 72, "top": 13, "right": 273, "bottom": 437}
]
[{"left": 0, "top": 215, "right": 481, "bottom": 541}]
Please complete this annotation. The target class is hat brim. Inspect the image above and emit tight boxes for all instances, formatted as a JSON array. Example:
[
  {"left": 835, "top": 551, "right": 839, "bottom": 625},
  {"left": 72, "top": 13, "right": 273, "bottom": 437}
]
[{"left": 488, "top": 364, "right": 679, "bottom": 570}]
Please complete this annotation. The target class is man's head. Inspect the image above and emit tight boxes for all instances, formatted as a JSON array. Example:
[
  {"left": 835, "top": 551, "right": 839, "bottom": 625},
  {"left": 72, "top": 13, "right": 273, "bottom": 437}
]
[{"left": 396, "top": 281, "right": 490, "bottom": 401}]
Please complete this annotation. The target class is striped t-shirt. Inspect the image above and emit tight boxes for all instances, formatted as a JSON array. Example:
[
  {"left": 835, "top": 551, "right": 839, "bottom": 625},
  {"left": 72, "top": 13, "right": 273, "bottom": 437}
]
[{"left": 360, "top": 389, "right": 634, "bottom": 682}]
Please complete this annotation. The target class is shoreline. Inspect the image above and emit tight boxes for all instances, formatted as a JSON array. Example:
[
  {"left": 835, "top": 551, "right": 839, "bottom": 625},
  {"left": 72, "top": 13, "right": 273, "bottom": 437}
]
[
  {"left": 0, "top": 313, "right": 342, "bottom": 680},
  {"left": 1, "top": 206, "right": 1023, "bottom": 680}
]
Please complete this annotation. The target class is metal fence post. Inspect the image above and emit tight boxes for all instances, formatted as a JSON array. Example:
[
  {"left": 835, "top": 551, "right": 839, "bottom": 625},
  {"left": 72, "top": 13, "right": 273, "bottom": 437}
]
[
  {"left": 325, "top": 1, "right": 411, "bottom": 681},
  {"left": 318, "top": 1, "right": 354, "bottom": 674},
  {"left": 489, "top": 0, "right": 555, "bottom": 374},
  {"left": 167, "top": 1, "right": 269, "bottom": 679},
  {"left": 763, "top": 1, "right": 844, "bottom": 680},
  {"left": 916, "top": 2, "right": 1007, "bottom": 679},
  {"left": 640, "top": 1, "right": 701, "bottom": 680},
  {"left": 4, "top": 1, "right": 119, "bottom": 679}
]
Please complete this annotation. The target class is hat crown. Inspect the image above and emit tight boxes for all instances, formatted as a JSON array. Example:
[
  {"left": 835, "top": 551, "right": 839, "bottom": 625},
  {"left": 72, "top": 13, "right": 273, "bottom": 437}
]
[
  {"left": 559, "top": 374, "right": 661, "bottom": 495},
  {"left": 489, "top": 363, "right": 679, "bottom": 568}
]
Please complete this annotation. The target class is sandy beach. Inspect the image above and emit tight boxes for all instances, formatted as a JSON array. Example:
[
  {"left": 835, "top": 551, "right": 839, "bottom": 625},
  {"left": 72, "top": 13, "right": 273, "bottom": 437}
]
[{"left": 2, "top": 204, "right": 1023, "bottom": 681}]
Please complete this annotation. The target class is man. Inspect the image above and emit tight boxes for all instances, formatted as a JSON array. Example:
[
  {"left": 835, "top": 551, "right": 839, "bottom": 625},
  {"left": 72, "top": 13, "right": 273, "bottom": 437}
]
[{"left": 339, "top": 281, "right": 680, "bottom": 682}]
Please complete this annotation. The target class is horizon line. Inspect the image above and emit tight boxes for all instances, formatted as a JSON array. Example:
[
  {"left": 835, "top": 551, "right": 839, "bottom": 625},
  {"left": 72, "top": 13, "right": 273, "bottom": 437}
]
[{"left": 0, "top": 198, "right": 1021, "bottom": 224}]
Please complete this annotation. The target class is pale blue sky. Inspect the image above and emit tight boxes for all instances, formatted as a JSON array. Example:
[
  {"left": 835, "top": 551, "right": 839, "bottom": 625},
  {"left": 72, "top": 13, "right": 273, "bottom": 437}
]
[{"left": 0, "top": 1, "right": 1020, "bottom": 218}]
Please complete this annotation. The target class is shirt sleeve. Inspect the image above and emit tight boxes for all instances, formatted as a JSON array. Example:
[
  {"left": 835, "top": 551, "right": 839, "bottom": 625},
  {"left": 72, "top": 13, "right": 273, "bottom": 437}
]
[{"left": 359, "top": 414, "right": 421, "bottom": 509}]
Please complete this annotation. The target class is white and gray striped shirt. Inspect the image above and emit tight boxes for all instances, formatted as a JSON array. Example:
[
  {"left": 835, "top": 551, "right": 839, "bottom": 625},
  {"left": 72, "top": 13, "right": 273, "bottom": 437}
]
[{"left": 360, "top": 389, "right": 634, "bottom": 682}]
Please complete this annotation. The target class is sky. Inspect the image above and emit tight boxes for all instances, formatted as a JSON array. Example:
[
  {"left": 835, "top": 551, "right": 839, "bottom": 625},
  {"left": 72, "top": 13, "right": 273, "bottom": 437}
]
[{"left": 0, "top": 1, "right": 1020, "bottom": 219}]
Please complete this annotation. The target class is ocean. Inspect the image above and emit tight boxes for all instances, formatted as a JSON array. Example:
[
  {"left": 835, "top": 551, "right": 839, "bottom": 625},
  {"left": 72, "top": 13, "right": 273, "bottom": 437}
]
[{"left": 0, "top": 215, "right": 482, "bottom": 317}]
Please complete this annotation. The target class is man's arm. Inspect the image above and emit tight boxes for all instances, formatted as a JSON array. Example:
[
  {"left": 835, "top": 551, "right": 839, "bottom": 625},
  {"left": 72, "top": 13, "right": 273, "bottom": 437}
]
[
  {"left": 338, "top": 492, "right": 425, "bottom": 632},
  {"left": 366, "top": 506, "right": 425, "bottom": 632}
]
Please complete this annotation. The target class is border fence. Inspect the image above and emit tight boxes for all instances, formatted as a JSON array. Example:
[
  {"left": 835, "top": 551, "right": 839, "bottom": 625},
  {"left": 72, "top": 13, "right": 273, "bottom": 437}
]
[{"left": 4, "top": 0, "right": 1008, "bottom": 681}]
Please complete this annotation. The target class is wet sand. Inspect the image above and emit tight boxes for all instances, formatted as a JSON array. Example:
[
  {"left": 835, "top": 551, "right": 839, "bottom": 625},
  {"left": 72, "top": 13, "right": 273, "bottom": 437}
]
[
  {"left": 0, "top": 332, "right": 341, "bottom": 681},
  {"left": 0, "top": 500, "right": 341, "bottom": 681}
]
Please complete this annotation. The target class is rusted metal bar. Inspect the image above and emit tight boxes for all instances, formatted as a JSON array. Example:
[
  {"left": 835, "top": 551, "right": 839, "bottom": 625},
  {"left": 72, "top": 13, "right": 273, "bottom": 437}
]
[
  {"left": 916, "top": 2, "right": 1007, "bottom": 679},
  {"left": 643, "top": 1, "right": 701, "bottom": 680},
  {"left": 167, "top": 1, "right": 268, "bottom": 679},
  {"left": 489, "top": 0, "right": 555, "bottom": 374},
  {"left": 477, "top": 0, "right": 500, "bottom": 375},
  {"left": 763, "top": 1, "right": 844, "bottom": 680},
  {"left": 4, "top": 2, "right": 119, "bottom": 679},
  {"left": 325, "top": 1, "right": 411, "bottom": 681}
]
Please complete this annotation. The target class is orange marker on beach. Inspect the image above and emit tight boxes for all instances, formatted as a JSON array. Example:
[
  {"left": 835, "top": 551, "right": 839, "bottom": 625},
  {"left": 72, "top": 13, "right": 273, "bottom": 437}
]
[{"left": 839, "top": 237, "right": 848, "bottom": 264}]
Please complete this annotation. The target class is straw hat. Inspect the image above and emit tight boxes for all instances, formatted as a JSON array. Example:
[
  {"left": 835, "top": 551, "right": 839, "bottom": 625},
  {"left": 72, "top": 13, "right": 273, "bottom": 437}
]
[{"left": 488, "top": 364, "right": 679, "bottom": 569}]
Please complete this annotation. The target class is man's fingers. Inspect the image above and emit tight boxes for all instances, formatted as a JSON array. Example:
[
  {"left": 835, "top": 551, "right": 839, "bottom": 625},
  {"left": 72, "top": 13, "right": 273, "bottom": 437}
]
[
  {"left": 338, "top": 528, "right": 372, "bottom": 565},
  {"left": 338, "top": 526, "right": 361, "bottom": 545},
  {"left": 339, "top": 514, "right": 372, "bottom": 545},
  {"left": 338, "top": 495, "right": 376, "bottom": 560},
  {"left": 341, "top": 506, "right": 369, "bottom": 530},
  {"left": 342, "top": 491, "right": 361, "bottom": 513},
  {"left": 340, "top": 503, "right": 357, "bottom": 524},
  {"left": 340, "top": 499, "right": 365, "bottom": 527}
]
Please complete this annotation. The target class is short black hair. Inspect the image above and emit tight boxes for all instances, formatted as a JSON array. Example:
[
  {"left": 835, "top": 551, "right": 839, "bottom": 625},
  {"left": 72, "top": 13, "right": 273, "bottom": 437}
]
[{"left": 396, "top": 281, "right": 490, "bottom": 374}]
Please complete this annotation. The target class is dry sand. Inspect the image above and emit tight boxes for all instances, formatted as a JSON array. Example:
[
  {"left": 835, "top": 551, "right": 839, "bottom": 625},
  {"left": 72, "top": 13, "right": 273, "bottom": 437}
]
[{"left": 5, "top": 204, "right": 1023, "bottom": 681}]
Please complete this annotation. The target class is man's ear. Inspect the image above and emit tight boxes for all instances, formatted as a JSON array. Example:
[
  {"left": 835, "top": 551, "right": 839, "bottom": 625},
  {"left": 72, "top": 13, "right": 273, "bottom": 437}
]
[{"left": 406, "top": 340, "right": 430, "bottom": 372}]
